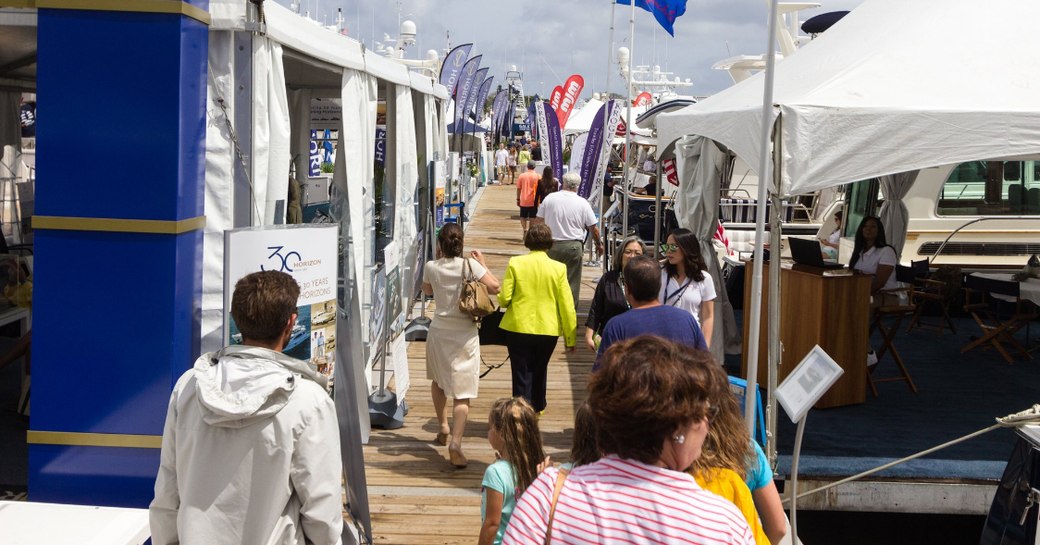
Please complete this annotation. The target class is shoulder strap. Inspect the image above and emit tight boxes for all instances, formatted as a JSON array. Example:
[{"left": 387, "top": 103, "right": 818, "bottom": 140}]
[
  {"left": 544, "top": 468, "right": 570, "bottom": 545},
  {"left": 461, "top": 257, "right": 473, "bottom": 281}
]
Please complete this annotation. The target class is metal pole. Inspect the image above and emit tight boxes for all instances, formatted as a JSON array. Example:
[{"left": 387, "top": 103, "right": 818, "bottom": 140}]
[
  {"left": 621, "top": 0, "right": 635, "bottom": 241},
  {"left": 598, "top": 0, "right": 617, "bottom": 272},
  {"left": 653, "top": 161, "right": 663, "bottom": 255},
  {"left": 744, "top": 0, "right": 782, "bottom": 440}
]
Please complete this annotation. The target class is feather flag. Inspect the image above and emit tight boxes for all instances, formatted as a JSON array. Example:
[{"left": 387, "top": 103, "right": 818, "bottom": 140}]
[{"left": 616, "top": 0, "right": 688, "bottom": 36}]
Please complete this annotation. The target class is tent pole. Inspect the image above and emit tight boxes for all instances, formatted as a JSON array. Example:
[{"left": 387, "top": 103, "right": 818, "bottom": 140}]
[
  {"left": 621, "top": 0, "right": 635, "bottom": 241},
  {"left": 745, "top": 0, "right": 782, "bottom": 443},
  {"left": 598, "top": 0, "right": 617, "bottom": 271}
]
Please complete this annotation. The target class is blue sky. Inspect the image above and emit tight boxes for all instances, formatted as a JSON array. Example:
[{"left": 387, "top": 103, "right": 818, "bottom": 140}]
[{"left": 273, "top": 0, "right": 864, "bottom": 98}]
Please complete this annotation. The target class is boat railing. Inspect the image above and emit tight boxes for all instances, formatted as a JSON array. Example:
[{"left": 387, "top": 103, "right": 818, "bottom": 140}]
[{"left": 929, "top": 216, "right": 1039, "bottom": 266}]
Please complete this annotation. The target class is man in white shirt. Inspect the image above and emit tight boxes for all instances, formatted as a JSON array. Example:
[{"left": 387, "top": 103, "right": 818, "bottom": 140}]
[
  {"left": 494, "top": 143, "right": 508, "bottom": 184},
  {"left": 537, "top": 172, "right": 603, "bottom": 305}
]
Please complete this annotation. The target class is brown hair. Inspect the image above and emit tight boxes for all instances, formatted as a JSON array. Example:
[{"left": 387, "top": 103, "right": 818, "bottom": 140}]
[
  {"left": 524, "top": 223, "right": 554, "bottom": 252},
  {"left": 230, "top": 271, "right": 300, "bottom": 343},
  {"left": 570, "top": 399, "right": 600, "bottom": 467},
  {"left": 589, "top": 336, "right": 718, "bottom": 465},
  {"left": 687, "top": 360, "right": 754, "bottom": 479},
  {"left": 664, "top": 228, "right": 707, "bottom": 283},
  {"left": 438, "top": 222, "right": 465, "bottom": 258},
  {"left": 622, "top": 255, "right": 662, "bottom": 302},
  {"left": 489, "top": 397, "right": 546, "bottom": 495}
]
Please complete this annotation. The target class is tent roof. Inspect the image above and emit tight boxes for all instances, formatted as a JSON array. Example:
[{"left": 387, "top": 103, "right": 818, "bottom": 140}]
[
  {"left": 656, "top": 0, "right": 1040, "bottom": 196},
  {"left": 563, "top": 98, "right": 603, "bottom": 135}
]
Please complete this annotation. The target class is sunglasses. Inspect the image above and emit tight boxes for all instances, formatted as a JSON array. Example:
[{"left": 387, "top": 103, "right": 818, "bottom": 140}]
[{"left": 659, "top": 243, "right": 679, "bottom": 253}]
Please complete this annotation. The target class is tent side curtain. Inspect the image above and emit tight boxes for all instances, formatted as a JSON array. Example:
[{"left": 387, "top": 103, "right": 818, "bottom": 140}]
[
  {"left": 394, "top": 83, "right": 420, "bottom": 315},
  {"left": 201, "top": 29, "right": 237, "bottom": 353},
  {"left": 252, "top": 37, "right": 291, "bottom": 225}
]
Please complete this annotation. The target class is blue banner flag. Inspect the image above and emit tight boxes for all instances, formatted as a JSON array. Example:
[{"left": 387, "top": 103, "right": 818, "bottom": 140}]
[
  {"left": 464, "top": 68, "right": 489, "bottom": 123},
  {"left": 438, "top": 43, "right": 473, "bottom": 96},
  {"left": 541, "top": 102, "right": 563, "bottom": 180},
  {"left": 472, "top": 76, "right": 494, "bottom": 124},
  {"left": 491, "top": 89, "right": 508, "bottom": 139},
  {"left": 616, "top": 0, "right": 688, "bottom": 36},
  {"left": 453, "top": 55, "right": 483, "bottom": 128}
]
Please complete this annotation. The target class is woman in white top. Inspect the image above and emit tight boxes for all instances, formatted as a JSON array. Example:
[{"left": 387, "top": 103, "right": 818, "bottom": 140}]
[
  {"left": 421, "top": 223, "right": 500, "bottom": 467},
  {"left": 659, "top": 228, "right": 716, "bottom": 347},
  {"left": 849, "top": 216, "right": 899, "bottom": 306},
  {"left": 819, "top": 209, "right": 843, "bottom": 260}
]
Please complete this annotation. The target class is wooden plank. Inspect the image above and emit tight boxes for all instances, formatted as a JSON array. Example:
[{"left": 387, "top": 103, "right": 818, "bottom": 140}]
[{"left": 363, "top": 183, "right": 604, "bottom": 544}]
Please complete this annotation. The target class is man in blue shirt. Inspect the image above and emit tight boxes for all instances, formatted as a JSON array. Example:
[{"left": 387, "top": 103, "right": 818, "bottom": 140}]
[{"left": 593, "top": 255, "right": 707, "bottom": 371}]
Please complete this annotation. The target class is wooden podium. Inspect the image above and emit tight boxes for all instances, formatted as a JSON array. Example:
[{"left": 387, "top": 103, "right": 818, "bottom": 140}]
[{"left": 741, "top": 261, "right": 871, "bottom": 408}]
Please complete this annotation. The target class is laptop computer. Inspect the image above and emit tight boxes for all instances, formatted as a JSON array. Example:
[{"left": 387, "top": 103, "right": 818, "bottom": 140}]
[{"left": 788, "top": 237, "right": 845, "bottom": 269}]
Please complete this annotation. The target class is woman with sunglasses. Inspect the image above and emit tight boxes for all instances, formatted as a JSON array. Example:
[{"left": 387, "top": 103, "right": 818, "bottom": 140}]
[
  {"left": 660, "top": 228, "right": 717, "bottom": 347},
  {"left": 583, "top": 236, "right": 647, "bottom": 351}
]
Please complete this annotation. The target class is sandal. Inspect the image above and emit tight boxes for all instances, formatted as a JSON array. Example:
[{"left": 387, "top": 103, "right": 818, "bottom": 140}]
[{"left": 448, "top": 443, "right": 468, "bottom": 468}]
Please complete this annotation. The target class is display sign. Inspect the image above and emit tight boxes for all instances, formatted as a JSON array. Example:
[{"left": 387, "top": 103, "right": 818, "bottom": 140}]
[
  {"left": 433, "top": 160, "right": 447, "bottom": 228},
  {"left": 375, "top": 126, "right": 387, "bottom": 166},
  {"left": 390, "top": 333, "right": 410, "bottom": 403},
  {"left": 309, "top": 129, "right": 321, "bottom": 177},
  {"left": 310, "top": 98, "right": 342, "bottom": 130},
  {"left": 776, "top": 345, "right": 844, "bottom": 423},
  {"left": 224, "top": 225, "right": 339, "bottom": 382}
]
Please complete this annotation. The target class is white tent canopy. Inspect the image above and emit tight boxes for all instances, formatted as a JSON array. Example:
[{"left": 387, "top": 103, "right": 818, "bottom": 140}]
[{"left": 657, "top": 0, "right": 1040, "bottom": 197}]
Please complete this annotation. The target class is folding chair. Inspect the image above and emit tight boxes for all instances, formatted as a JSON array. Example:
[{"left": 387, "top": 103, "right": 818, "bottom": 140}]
[
  {"left": 867, "top": 262, "right": 924, "bottom": 397},
  {"left": 961, "top": 275, "right": 1037, "bottom": 364},
  {"left": 906, "top": 265, "right": 961, "bottom": 336}
]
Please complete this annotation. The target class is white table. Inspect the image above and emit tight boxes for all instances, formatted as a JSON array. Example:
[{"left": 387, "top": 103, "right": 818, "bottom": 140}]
[
  {"left": 0, "top": 501, "right": 150, "bottom": 545},
  {"left": 971, "top": 272, "right": 1040, "bottom": 306}
]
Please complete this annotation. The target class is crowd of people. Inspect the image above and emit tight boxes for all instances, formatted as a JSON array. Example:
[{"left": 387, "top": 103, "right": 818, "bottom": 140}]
[{"left": 147, "top": 145, "right": 902, "bottom": 543}]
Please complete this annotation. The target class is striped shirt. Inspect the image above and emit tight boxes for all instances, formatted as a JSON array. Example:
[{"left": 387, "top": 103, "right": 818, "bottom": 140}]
[{"left": 502, "top": 455, "right": 754, "bottom": 545}]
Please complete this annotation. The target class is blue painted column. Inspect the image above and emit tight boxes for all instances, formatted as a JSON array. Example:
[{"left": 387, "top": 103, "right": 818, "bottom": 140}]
[{"left": 29, "top": 2, "right": 209, "bottom": 507}]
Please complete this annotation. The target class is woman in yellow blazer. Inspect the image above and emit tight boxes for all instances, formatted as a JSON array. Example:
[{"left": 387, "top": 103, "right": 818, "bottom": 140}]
[{"left": 497, "top": 223, "right": 576, "bottom": 413}]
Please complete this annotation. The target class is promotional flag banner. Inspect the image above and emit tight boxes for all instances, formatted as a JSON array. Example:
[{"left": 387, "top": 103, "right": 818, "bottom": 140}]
[
  {"left": 541, "top": 102, "right": 563, "bottom": 180},
  {"left": 616, "top": 0, "right": 688, "bottom": 36},
  {"left": 472, "top": 75, "right": 494, "bottom": 124},
  {"left": 569, "top": 133, "right": 588, "bottom": 174},
  {"left": 549, "top": 86, "right": 564, "bottom": 111},
  {"left": 579, "top": 100, "right": 622, "bottom": 209},
  {"left": 633, "top": 91, "right": 653, "bottom": 106},
  {"left": 533, "top": 100, "right": 550, "bottom": 166},
  {"left": 464, "top": 67, "right": 489, "bottom": 123},
  {"left": 527, "top": 102, "right": 538, "bottom": 140},
  {"left": 491, "top": 89, "right": 508, "bottom": 139},
  {"left": 557, "top": 74, "right": 585, "bottom": 128},
  {"left": 453, "top": 55, "right": 483, "bottom": 128},
  {"left": 578, "top": 102, "right": 609, "bottom": 198},
  {"left": 439, "top": 43, "right": 473, "bottom": 95}
]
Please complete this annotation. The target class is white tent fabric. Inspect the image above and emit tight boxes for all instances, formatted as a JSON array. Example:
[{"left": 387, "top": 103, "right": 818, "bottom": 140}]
[
  {"left": 394, "top": 83, "right": 420, "bottom": 322},
  {"left": 878, "top": 170, "right": 917, "bottom": 256},
  {"left": 252, "top": 37, "right": 291, "bottom": 225},
  {"left": 288, "top": 88, "right": 312, "bottom": 185},
  {"left": 339, "top": 68, "right": 378, "bottom": 393},
  {"left": 563, "top": 98, "right": 603, "bottom": 135},
  {"left": 200, "top": 30, "right": 237, "bottom": 352},
  {"left": 656, "top": 0, "right": 1040, "bottom": 197}
]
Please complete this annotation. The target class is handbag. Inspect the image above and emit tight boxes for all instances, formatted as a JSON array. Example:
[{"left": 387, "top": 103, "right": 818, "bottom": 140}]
[
  {"left": 478, "top": 310, "right": 508, "bottom": 346},
  {"left": 544, "top": 468, "right": 570, "bottom": 545},
  {"left": 458, "top": 258, "right": 496, "bottom": 320}
]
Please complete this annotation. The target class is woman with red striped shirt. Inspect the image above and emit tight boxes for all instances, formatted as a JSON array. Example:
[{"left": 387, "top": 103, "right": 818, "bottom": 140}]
[{"left": 503, "top": 336, "right": 754, "bottom": 545}]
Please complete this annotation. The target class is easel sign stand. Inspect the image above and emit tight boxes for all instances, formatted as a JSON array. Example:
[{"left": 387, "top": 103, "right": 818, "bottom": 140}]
[{"left": 776, "top": 345, "right": 844, "bottom": 545}]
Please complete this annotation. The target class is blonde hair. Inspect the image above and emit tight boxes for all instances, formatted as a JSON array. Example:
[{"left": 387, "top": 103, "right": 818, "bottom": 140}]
[
  {"left": 489, "top": 397, "right": 546, "bottom": 494},
  {"left": 687, "top": 364, "right": 754, "bottom": 479}
]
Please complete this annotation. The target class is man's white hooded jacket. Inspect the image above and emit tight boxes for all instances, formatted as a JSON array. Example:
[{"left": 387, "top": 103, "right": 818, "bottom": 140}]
[{"left": 149, "top": 345, "right": 343, "bottom": 545}]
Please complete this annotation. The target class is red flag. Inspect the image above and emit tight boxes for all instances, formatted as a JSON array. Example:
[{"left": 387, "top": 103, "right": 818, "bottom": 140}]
[
  {"left": 714, "top": 220, "right": 733, "bottom": 256},
  {"left": 633, "top": 91, "right": 652, "bottom": 106},
  {"left": 557, "top": 74, "right": 585, "bottom": 127},
  {"left": 549, "top": 86, "right": 564, "bottom": 112},
  {"left": 661, "top": 158, "right": 679, "bottom": 186}
]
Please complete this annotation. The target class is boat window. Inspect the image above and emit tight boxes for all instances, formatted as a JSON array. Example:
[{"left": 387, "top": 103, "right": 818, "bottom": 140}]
[
  {"left": 937, "top": 160, "right": 1040, "bottom": 216},
  {"left": 844, "top": 178, "right": 881, "bottom": 237}
]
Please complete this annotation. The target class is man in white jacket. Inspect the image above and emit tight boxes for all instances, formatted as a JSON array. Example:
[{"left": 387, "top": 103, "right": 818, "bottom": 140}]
[{"left": 150, "top": 271, "right": 343, "bottom": 545}]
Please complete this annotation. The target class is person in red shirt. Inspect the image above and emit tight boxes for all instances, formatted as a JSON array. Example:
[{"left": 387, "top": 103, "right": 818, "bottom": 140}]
[{"left": 515, "top": 161, "right": 540, "bottom": 237}]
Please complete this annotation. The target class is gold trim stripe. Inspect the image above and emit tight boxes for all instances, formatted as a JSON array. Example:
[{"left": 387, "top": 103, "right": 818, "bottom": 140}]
[
  {"left": 0, "top": 1, "right": 36, "bottom": 8},
  {"left": 28, "top": 430, "right": 162, "bottom": 449},
  {"left": 30, "top": 0, "right": 211, "bottom": 26},
  {"left": 33, "top": 215, "right": 206, "bottom": 234}
]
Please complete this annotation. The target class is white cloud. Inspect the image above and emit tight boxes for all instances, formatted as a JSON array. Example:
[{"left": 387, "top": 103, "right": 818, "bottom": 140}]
[{"left": 273, "top": 0, "right": 864, "bottom": 97}]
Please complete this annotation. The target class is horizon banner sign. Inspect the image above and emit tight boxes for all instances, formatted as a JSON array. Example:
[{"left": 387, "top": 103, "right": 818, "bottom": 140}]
[{"left": 439, "top": 43, "right": 473, "bottom": 96}]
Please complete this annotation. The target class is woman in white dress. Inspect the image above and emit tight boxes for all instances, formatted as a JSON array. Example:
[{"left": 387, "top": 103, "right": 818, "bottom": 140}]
[
  {"left": 659, "top": 228, "right": 716, "bottom": 348},
  {"left": 421, "top": 223, "right": 500, "bottom": 467}
]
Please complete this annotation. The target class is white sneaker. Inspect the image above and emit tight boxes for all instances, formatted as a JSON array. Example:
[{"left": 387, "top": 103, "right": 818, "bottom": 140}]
[{"left": 867, "top": 349, "right": 878, "bottom": 367}]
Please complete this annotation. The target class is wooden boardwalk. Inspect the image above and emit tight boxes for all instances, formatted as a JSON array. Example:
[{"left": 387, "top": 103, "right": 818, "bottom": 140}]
[{"left": 363, "top": 182, "right": 604, "bottom": 544}]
